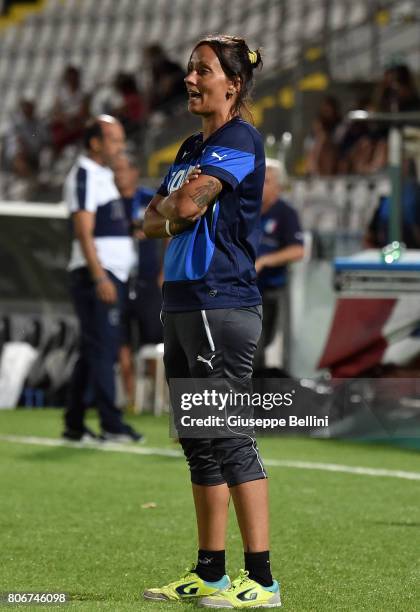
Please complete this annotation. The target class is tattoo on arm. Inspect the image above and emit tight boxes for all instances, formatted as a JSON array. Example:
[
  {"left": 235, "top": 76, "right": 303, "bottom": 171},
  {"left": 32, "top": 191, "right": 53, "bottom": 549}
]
[{"left": 189, "top": 179, "right": 220, "bottom": 209}]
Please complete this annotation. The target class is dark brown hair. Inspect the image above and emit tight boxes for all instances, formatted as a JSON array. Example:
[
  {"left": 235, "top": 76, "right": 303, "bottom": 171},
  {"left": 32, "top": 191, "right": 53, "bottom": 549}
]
[{"left": 192, "top": 34, "right": 263, "bottom": 122}]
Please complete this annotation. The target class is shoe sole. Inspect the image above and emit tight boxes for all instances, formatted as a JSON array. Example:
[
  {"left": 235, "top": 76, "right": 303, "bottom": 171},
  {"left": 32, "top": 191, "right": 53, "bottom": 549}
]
[
  {"left": 143, "top": 591, "right": 203, "bottom": 601},
  {"left": 143, "top": 592, "right": 171, "bottom": 601},
  {"left": 143, "top": 583, "right": 230, "bottom": 603},
  {"left": 80, "top": 435, "right": 102, "bottom": 443},
  {"left": 199, "top": 599, "right": 281, "bottom": 608}
]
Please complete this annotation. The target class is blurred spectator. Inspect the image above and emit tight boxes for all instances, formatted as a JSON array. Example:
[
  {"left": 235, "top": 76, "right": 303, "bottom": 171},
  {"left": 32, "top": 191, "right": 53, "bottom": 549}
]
[
  {"left": 113, "top": 153, "right": 163, "bottom": 408},
  {"left": 335, "top": 96, "right": 379, "bottom": 175},
  {"left": 336, "top": 96, "right": 371, "bottom": 174},
  {"left": 254, "top": 159, "right": 304, "bottom": 372},
  {"left": 143, "top": 43, "right": 186, "bottom": 115},
  {"left": 350, "top": 133, "right": 387, "bottom": 175},
  {"left": 111, "top": 72, "right": 146, "bottom": 139},
  {"left": 319, "top": 95, "right": 342, "bottom": 133},
  {"left": 374, "top": 64, "right": 420, "bottom": 113},
  {"left": 364, "top": 180, "right": 420, "bottom": 249},
  {"left": 50, "top": 65, "right": 90, "bottom": 154},
  {"left": 363, "top": 66, "right": 420, "bottom": 237},
  {"left": 303, "top": 77, "right": 420, "bottom": 177},
  {"left": 354, "top": 64, "right": 420, "bottom": 175},
  {"left": 304, "top": 95, "right": 342, "bottom": 176},
  {"left": 3, "top": 97, "right": 48, "bottom": 179}
]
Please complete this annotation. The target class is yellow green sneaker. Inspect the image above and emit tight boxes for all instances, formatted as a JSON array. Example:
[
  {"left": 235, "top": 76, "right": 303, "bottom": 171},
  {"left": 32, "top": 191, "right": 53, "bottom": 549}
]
[
  {"left": 199, "top": 569, "right": 281, "bottom": 608},
  {"left": 143, "top": 566, "right": 230, "bottom": 601}
]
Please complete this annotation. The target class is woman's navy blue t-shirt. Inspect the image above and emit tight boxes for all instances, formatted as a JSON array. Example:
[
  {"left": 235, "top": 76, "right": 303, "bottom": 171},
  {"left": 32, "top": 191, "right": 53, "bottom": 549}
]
[{"left": 157, "top": 116, "right": 265, "bottom": 312}]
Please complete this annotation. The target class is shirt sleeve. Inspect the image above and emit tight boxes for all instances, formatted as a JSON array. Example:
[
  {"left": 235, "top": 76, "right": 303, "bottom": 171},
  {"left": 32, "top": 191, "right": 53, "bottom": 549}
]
[
  {"left": 157, "top": 164, "right": 173, "bottom": 197},
  {"left": 66, "top": 166, "right": 97, "bottom": 214},
  {"left": 200, "top": 124, "right": 256, "bottom": 189},
  {"left": 157, "top": 135, "right": 196, "bottom": 196},
  {"left": 277, "top": 206, "right": 304, "bottom": 246}
]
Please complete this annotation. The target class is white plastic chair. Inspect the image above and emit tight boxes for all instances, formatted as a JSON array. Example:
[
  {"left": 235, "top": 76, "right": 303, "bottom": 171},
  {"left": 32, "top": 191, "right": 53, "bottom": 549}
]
[{"left": 135, "top": 343, "right": 168, "bottom": 415}]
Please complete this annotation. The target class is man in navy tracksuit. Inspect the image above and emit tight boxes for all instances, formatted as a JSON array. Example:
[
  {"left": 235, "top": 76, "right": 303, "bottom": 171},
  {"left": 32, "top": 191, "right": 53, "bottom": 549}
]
[{"left": 254, "top": 158, "right": 304, "bottom": 372}]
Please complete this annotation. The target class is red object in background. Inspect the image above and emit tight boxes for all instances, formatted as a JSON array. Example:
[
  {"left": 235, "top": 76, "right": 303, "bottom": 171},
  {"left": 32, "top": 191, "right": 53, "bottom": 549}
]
[{"left": 318, "top": 298, "right": 397, "bottom": 376}]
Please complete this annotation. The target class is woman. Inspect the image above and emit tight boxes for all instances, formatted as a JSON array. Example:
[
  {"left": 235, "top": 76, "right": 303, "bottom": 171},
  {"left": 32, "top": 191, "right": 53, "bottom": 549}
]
[{"left": 143, "top": 35, "right": 280, "bottom": 608}]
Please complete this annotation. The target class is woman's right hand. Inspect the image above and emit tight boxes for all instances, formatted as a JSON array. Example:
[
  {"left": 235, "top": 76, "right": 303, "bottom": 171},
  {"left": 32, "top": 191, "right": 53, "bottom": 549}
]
[
  {"left": 183, "top": 164, "right": 201, "bottom": 185},
  {"left": 182, "top": 165, "right": 210, "bottom": 221}
]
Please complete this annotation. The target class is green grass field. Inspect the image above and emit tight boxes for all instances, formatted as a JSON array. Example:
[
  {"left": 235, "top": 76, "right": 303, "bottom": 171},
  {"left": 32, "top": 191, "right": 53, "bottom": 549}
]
[{"left": 0, "top": 409, "right": 419, "bottom": 611}]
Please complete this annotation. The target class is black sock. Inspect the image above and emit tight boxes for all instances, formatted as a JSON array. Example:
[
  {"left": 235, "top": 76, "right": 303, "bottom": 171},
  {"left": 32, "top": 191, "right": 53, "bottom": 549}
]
[
  {"left": 195, "top": 549, "right": 226, "bottom": 582},
  {"left": 244, "top": 551, "right": 273, "bottom": 587}
]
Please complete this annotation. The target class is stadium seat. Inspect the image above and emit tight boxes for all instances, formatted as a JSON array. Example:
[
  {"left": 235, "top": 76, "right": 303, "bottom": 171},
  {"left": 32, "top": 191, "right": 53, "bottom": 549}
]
[
  {"left": 59, "top": 0, "right": 79, "bottom": 19},
  {"left": 263, "top": 42, "right": 279, "bottom": 71},
  {"left": 55, "top": 19, "right": 72, "bottom": 48},
  {"left": 226, "top": 0, "right": 243, "bottom": 24},
  {"left": 109, "top": 18, "right": 130, "bottom": 48},
  {"left": 166, "top": 17, "right": 185, "bottom": 47},
  {"left": 146, "top": 18, "right": 166, "bottom": 43},
  {"left": 77, "top": 0, "right": 97, "bottom": 20},
  {"left": 72, "top": 22, "right": 91, "bottom": 50},
  {"left": 0, "top": 26, "right": 18, "bottom": 55},
  {"left": 349, "top": 1, "right": 368, "bottom": 26},
  {"left": 135, "top": 343, "right": 168, "bottom": 415},
  {"left": 37, "top": 22, "right": 56, "bottom": 52},
  {"left": 244, "top": 12, "right": 265, "bottom": 42},
  {"left": 305, "top": 4, "right": 325, "bottom": 39},
  {"left": 84, "top": 52, "right": 104, "bottom": 86},
  {"left": 126, "top": 19, "right": 145, "bottom": 51},
  {"left": 329, "top": 1, "right": 347, "bottom": 31},
  {"left": 19, "top": 22, "right": 37, "bottom": 53},
  {"left": 124, "top": 48, "right": 141, "bottom": 73}
]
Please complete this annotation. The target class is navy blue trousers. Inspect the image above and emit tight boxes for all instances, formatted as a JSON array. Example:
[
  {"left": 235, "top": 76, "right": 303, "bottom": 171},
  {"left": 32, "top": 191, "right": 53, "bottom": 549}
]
[{"left": 65, "top": 267, "right": 127, "bottom": 433}]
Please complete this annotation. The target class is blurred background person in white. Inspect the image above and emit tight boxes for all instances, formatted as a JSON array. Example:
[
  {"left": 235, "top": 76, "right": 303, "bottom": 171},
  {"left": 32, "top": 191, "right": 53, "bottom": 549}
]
[{"left": 63, "top": 115, "right": 142, "bottom": 443}]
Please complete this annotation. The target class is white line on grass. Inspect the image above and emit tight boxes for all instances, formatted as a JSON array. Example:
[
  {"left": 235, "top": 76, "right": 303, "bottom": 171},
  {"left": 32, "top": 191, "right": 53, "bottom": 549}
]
[
  {"left": 0, "top": 434, "right": 182, "bottom": 457},
  {"left": 263, "top": 458, "right": 420, "bottom": 481},
  {"left": 0, "top": 434, "right": 419, "bottom": 481}
]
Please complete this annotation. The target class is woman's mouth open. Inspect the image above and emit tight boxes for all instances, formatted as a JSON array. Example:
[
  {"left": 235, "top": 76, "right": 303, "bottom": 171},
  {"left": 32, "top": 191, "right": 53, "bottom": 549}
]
[{"left": 188, "top": 90, "right": 202, "bottom": 100}]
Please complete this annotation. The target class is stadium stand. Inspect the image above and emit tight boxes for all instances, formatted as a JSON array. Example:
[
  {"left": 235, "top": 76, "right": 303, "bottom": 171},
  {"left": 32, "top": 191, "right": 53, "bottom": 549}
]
[{"left": 0, "top": 0, "right": 419, "bottom": 196}]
